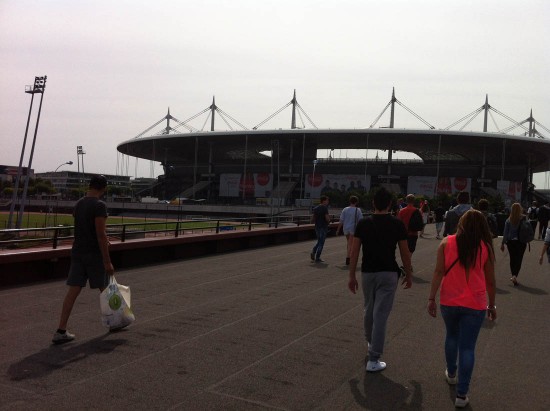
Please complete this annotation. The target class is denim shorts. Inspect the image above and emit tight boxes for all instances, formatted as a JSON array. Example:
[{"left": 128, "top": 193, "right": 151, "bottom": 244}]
[{"left": 67, "top": 252, "right": 108, "bottom": 289}]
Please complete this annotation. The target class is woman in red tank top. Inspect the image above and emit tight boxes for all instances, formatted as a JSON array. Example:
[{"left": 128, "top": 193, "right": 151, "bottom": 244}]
[{"left": 426, "top": 210, "right": 496, "bottom": 408}]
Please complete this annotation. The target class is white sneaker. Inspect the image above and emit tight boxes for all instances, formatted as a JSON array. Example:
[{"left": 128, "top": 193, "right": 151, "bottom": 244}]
[
  {"left": 445, "top": 369, "right": 457, "bottom": 385},
  {"left": 52, "top": 330, "right": 75, "bottom": 344},
  {"left": 455, "top": 395, "right": 469, "bottom": 408},
  {"left": 366, "top": 360, "right": 386, "bottom": 372}
]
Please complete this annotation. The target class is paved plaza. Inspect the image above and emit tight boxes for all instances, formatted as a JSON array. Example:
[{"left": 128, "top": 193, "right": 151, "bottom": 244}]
[{"left": 1, "top": 224, "right": 549, "bottom": 410}]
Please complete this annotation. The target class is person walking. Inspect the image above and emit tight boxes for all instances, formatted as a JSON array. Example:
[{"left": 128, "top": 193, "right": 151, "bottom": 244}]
[
  {"left": 337, "top": 195, "right": 363, "bottom": 265},
  {"left": 427, "top": 210, "right": 496, "bottom": 408},
  {"left": 348, "top": 187, "right": 413, "bottom": 372},
  {"left": 311, "top": 195, "right": 330, "bottom": 263},
  {"left": 420, "top": 200, "right": 430, "bottom": 237},
  {"left": 478, "top": 199, "right": 498, "bottom": 238},
  {"left": 434, "top": 202, "right": 446, "bottom": 239},
  {"left": 443, "top": 191, "right": 472, "bottom": 236},
  {"left": 538, "top": 226, "right": 550, "bottom": 264},
  {"left": 398, "top": 194, "right": 422, "bottom": 257},
  {"left": 501, "top": 202, "right": 528, "bottom": 286},
  {"left": 527, "top": 201, "right": 538, "bottom": 234},
  {"left": 537, "top": 201, "right": 550, "bottom": 239},
  {"left": 52, "top": 175, "right": 114, "bottom": 344}
]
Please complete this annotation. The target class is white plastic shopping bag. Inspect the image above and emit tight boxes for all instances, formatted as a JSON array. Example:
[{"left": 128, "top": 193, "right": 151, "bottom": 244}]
[{"left": 100, "top": 276, "right": 135, "bottom": 330}]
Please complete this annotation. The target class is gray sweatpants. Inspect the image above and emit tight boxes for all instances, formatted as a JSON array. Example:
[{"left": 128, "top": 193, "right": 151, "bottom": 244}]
[{"left": 361, "top": 270, "right": 398, "bottom": 361}]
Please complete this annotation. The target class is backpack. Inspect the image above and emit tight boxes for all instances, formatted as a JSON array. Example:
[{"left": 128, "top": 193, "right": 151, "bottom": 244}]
[
  {"left": 408, "top": 209, "right": 424, "bottom": 232},
  {"left": 528, "top": 207, "right": 538, "bottom": 220},
  {"left": 486, "top": 213, "right": 498, "bottom": 238},
  {"left": 518, "top": 217, "right": 535, "bottom": 244},
  {"left": 538, "top": 206, "right": 549, "bottom": 221},
  {"left": 444, "top": 209, "right": 460, "bottom": 236}
]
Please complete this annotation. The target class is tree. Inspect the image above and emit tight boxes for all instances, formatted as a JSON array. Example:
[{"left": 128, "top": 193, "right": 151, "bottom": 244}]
[{"left": 34, "top": 180, "right": 55, "bottom": 195}]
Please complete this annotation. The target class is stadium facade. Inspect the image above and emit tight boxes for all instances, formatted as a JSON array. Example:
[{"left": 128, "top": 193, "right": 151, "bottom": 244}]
[{"left": 116, "top": 92, "right": 550, "bottom": 206}]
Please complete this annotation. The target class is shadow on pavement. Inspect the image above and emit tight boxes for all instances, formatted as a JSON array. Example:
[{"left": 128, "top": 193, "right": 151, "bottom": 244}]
[
  {"left": 349, "top": 373, "right": 423, "bottom": 410},
  {"left": 495, "top": 286, "right": 511, "bottom": 295},
  {"left": 514, "top": 283, "right": 548, "bottom": 295},
  {"left": 8, "top": 334, "right": 127, "bottom": 382}
]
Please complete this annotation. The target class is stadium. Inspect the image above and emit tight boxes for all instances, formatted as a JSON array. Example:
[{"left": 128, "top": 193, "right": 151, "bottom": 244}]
[{"left": 117, "top": 90, "right": 550, "bottom": 208}]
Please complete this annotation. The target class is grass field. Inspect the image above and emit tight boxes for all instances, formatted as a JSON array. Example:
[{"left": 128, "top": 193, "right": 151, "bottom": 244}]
[{"left": 0, "top": 212, "right": 218, "bottom": 231}]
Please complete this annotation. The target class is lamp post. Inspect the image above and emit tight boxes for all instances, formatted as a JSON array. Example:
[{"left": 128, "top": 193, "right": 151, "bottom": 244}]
[
  {"left": 7, "top": 75, "right": 47, "bottom": 229},
  {"left": 77, "top": 146, "right": 86, "bottom": 195},
  {"left": 55, "top": 161, "right": 73, "bottom": 172},
  {"left": 53, "top": 161, "right": 73, "bottom": 201},
  {"left": 14, "top": 76, "right": 47, "bottom": 229}
]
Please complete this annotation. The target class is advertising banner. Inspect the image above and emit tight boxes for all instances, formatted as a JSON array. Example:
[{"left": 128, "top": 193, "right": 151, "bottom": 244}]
[
  {"left": 497, "top": 180, "right": 522, "bottom": 202},
  {"left": 219, "top": 173, "right": 273, "bottom": 197},
  {"left": 407, "top": 176, "right": 472, "bottom": 197},
  {"left": 305, "top": 174, "right": 371, "bottom": 198},
  {"left": 407, "top": 176, "right": 436, "bottom": 197}
]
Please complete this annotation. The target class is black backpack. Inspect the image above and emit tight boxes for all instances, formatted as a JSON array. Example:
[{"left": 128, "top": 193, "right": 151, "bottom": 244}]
[
  {"left": 519, "top": 217, "right": 535, "bottom": 244},
  {"left": 538, "top": 206, "right": 549, "bottom": 221},
  {"left": 486, "top": 213, "right": 498, "bottom": 238},
  {"left": 408, "top": 209, "right": 424, "bottom": 232}
]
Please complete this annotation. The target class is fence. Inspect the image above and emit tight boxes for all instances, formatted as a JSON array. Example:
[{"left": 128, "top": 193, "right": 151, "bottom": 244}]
[{"left": 0, "top": 214, "right": 321, "bottom": 251}]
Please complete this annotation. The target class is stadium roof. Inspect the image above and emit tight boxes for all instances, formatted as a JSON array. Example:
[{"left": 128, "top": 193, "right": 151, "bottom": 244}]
[{"left": 118, "top": 128, "right": 550, "bottom": 173}]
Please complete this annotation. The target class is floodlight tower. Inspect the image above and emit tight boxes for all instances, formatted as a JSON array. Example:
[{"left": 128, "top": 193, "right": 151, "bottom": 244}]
[
  {"left": 10, "top": 76, "right": 47, "bottom": 229},
  {"left": 77, "top": 145, "right": 86, "bottom": 192}
]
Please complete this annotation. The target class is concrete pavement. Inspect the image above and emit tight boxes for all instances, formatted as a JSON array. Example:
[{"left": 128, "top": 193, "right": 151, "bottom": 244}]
[{"left": 1, "top": 223, "right": 549, "bottom": 410}]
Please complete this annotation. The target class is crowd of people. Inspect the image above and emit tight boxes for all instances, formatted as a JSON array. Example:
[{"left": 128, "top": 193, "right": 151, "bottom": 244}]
[
  {"left": 54, "top": 177, "right": 544, "bottom": 409},
  {"left": 310, "top": 188, "right": 544, "bottom": 408}
]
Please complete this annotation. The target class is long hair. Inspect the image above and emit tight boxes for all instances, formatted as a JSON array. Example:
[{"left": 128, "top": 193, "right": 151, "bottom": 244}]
[
  {"left": 455, "top": 209, "right": 495, "bottom": 271},
  {"left": 509, "top": 202, "right": 523, "bottom": 226}
]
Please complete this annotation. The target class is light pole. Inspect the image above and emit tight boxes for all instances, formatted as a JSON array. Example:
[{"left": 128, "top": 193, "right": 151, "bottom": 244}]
[
  {"left": 54, "top": 161, "right": 73, "bottom": 201},
  {"left": 55, "top": 161, "right": 73, "bottom": 172},
  {"left": 7, "top": 75, "right": 47, "bottom": 229},
  {"left": 14, "top": 76, "right": 47, "bottom": 229},
  {"left": 77, "top": 146, "right": 86, "bottom": 195}
]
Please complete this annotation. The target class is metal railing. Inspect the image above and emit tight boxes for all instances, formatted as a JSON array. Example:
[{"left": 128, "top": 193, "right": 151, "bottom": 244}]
[{"left": 0, "top": 214, "right": 322, "bottom": 251}]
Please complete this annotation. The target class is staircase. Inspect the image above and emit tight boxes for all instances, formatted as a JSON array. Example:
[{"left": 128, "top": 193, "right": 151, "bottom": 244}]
[{"left": 178, "top": 181, "right": 211, "bottom": 198}]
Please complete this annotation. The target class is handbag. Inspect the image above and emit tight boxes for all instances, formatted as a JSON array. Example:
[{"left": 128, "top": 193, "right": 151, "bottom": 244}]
[{"left": 100, "top": 276, "right": 135, "bottom": 330}]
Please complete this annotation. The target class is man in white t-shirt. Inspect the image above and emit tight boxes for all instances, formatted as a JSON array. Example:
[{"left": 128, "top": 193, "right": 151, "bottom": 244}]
[{"left": 337, "top": 196, "right": 363, "bottom": 265}]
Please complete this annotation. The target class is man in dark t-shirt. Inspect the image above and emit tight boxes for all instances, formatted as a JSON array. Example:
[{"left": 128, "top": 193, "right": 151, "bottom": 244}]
[
  {"left": 52, "top": 175, "right": 114, "bottom": 344},
  {"left": 348, "top": 187, "right": 412, "bottom": 373},
  {"left": 72, "top": 197, "right": 108, "bottom": 254},
  {"left": 311, "top": 195, "right": 330, "bottom": 263}
]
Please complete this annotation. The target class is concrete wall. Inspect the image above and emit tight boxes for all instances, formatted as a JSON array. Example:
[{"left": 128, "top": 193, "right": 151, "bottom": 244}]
[{"left": 0, "top": 223, "right": 337, "bottom": 287}]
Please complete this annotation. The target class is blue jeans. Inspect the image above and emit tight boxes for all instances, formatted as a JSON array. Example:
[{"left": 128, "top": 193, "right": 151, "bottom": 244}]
[
  {"left": 440, "top": 305, "right": 486, "bottom": 396},
  {"left": 312, "top": 226, "right": 328, "bottom": 260}
]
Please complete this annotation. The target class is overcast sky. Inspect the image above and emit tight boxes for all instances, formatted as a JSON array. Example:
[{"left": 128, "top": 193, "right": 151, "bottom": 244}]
[{"left": 1, "top": 0, "right": 549, "bottom": 185}]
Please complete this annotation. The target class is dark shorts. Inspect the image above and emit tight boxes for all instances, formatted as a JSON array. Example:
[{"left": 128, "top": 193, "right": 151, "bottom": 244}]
[{"left": 67, "top": 251, "right": 108, "bottom": 289}]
